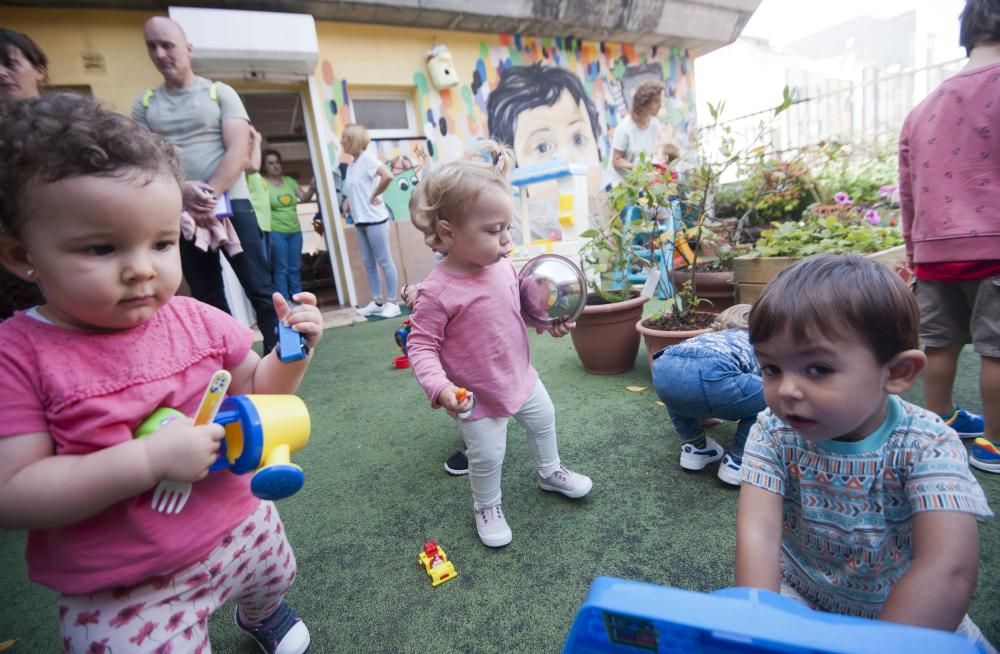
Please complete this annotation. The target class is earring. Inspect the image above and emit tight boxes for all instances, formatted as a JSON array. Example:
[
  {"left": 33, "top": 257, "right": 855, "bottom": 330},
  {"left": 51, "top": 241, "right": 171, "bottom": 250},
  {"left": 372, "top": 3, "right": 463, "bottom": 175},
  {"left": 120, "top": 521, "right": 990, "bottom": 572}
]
[{"left": 25, "top": 268, "right": 35, "bottom": 279}]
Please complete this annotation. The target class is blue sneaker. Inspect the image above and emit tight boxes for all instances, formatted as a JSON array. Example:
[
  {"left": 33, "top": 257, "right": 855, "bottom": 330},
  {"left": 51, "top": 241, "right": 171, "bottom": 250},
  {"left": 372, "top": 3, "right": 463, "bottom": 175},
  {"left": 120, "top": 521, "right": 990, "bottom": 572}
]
[
  {"left": 679, "top": 436, "right": 724, "bottom": 471},
  {"left": 942, "top": 405, "right": 984, "bottom": 439},
  {"left": 236, "top": 601, "right": 310, "bottom": 654},
  {"left": 971, "top": 438, "right": 1000, "bottom": 474}
]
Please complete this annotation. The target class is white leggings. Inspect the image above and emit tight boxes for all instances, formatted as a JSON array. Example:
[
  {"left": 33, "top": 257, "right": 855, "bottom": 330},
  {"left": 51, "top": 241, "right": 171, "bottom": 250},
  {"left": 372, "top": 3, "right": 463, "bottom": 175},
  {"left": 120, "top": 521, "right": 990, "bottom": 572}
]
[{"left": 458, "top": 379, "right": 562, "bottom": 509}]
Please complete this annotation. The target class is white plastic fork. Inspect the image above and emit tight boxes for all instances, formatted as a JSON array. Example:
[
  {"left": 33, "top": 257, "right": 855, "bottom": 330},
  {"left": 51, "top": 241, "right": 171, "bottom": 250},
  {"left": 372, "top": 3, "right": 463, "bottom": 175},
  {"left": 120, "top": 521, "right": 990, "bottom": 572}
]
[{"left": 150, "top": 370, "right": 232, "bottom": 514}]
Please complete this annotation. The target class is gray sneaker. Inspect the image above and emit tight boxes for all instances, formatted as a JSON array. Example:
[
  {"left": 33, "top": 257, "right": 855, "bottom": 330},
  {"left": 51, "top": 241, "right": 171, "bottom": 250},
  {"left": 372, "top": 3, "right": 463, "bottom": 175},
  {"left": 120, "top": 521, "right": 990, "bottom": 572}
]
[
  {"left": 537, "top": 465, "right": 592, "bottom": 499},
  {"left": 474, "top": 504, "right": 512, "bottom": 547}
]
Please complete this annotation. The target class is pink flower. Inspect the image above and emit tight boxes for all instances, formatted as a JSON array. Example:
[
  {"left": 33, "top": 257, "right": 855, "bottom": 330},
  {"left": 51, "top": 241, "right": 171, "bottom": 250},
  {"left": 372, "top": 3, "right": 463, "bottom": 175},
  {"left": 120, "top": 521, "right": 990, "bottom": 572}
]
[
  {"left": 74, "top": 610, "right": 101, "bottom": 627},
  {"left": 128, "top": 620, "right": 159, "bottom": 646},
  {"left": 864, "top": 210, "right": 881, "bottom": 225},
  {"left": 109, "top": 601, "right": 146, "bottom": 628},
  {"left": 834, "top": 191, "right": 851, "bottom": 204},
  {"left": 878, "top": 184, "right": 897, "bottom": 198}
]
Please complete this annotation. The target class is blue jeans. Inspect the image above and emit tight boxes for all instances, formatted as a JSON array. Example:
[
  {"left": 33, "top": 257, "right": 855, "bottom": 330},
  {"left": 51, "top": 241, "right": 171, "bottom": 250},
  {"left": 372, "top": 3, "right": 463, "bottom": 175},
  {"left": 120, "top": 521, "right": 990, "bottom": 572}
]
[
  {"left": 356, "top": 220, "right": 398, "bottom": 302},
  {"left": 651, "top": 349, "right": 766, "bottom": 458},
  {"left": 179, "top": 198, "right": 277, "bottom": 352},
  {"left": 270, "top": 230, "right": 303, "bottom": 300}
]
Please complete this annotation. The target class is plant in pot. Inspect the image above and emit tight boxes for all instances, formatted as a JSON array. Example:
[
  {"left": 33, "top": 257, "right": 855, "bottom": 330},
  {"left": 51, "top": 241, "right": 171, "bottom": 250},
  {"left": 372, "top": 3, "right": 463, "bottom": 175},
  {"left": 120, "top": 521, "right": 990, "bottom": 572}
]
[
  {"left": 571, "top": 155, "right": 667, "bottom": 375},
  {"left": 637, "top": 91, "right": 794, "bottom": 368},
  {"left": 733, "top": 199, "right": 906, "bottom": 303}
]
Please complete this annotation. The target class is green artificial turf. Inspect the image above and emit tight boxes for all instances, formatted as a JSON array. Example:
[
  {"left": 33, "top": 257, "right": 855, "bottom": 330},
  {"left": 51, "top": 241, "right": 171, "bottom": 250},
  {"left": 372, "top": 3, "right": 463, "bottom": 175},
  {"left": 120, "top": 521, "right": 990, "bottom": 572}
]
[{"left": 1, "top": 303, "right": 998, "bottom": 653}]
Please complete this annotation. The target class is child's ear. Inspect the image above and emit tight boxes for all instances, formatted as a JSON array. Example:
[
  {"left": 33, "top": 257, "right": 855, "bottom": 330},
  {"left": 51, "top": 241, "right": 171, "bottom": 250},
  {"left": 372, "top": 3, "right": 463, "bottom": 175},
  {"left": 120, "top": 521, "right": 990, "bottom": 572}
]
[
  {"left": 884, "top": 349, "right": 926, "bottom": 394},
  {"left": 0, "top": 236, "right": 34, "bottom": 281},
  {"left": 436, "top": 220, "right": 455, "bottom": 248}
]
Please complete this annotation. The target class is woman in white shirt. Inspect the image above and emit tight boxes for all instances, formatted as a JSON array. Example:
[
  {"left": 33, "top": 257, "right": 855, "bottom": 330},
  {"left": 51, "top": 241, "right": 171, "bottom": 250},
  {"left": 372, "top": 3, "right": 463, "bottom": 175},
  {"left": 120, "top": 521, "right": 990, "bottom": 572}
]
[
  {"left": 341, "top": 123, "right": 401, "bottom": 319},
  {"left": 608, "top": 81, "right": 664, "bottom": 185}
]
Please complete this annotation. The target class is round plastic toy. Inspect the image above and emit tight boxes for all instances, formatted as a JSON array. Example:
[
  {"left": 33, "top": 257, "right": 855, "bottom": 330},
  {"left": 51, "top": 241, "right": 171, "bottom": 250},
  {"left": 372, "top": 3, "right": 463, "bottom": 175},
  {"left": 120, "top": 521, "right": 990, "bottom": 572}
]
[{"left": 517, "top": 254, "right": 587, "bottom": 329}]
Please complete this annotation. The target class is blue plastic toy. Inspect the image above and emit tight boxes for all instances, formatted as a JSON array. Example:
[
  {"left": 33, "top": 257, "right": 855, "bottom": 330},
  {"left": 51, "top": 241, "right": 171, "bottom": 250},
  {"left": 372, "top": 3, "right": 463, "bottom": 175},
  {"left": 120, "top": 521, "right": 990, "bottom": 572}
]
[
  {"left": 394, "top": 320, "right": 412, "bottom": 355},
  {"left": 563, "top": 577, "right": 980, "bottom": 653},
  {"left": 276, "top": 321, "right": 309, "bottom": 363}
]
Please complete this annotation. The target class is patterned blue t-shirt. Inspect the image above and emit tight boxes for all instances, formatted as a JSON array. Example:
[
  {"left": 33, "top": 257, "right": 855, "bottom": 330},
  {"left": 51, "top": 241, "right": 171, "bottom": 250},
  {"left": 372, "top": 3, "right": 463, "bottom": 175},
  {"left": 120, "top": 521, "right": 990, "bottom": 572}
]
[{"left": 743, "top": 395, "right": 993, "bottom": 619}]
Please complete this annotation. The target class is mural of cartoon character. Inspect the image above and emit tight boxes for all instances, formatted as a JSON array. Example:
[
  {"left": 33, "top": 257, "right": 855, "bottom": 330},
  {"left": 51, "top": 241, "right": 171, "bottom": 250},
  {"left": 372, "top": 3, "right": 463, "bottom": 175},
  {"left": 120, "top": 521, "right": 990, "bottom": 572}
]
[
  {"left": 488, "top": 63, "right": 602, "bottom": 242},
  {"left": 382, "top": 155, "right": 422, "bottom": 221}
]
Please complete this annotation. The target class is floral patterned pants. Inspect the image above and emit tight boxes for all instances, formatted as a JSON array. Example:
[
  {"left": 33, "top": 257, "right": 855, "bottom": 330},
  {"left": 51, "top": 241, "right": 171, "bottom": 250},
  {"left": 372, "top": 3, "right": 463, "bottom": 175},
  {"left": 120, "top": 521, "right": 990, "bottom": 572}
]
[{"left": 58, "top": 501, "right": 297, "bottom": 653}]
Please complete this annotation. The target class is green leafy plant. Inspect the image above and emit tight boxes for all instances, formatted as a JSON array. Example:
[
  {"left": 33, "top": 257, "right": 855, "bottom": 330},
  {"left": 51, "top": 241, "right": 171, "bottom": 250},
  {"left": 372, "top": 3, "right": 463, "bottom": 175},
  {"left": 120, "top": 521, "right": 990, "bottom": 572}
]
[
  {"left": 582, "top": 88, "right": 794, "bottom": 325},
  {"left": 578, "top": 154, "right": 671, "bottom": 303},
  {"left": 750, "top": 212, "right": 903, "bottom": 258}
]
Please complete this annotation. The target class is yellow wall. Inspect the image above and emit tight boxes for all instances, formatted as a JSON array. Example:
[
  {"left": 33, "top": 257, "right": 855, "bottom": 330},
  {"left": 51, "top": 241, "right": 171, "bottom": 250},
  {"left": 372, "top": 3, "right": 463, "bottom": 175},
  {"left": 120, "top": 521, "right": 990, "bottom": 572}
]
[{"left": 2, "top": 8, "right": 166, "bottom": 113}]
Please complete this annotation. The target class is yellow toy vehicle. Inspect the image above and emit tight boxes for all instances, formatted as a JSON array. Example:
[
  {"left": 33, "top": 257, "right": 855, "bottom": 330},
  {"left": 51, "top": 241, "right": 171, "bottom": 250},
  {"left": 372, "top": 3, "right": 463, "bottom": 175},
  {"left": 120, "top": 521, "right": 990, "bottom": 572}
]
[{"left": 419, "top": 540, "right": 457, "bottom": 587}]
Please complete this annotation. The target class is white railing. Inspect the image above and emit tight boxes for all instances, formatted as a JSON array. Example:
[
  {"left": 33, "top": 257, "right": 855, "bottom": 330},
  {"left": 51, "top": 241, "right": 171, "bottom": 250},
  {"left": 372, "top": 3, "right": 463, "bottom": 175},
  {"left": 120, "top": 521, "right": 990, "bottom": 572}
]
[{"left": 698, "top": 57, "right": 966, "bottom": 160}]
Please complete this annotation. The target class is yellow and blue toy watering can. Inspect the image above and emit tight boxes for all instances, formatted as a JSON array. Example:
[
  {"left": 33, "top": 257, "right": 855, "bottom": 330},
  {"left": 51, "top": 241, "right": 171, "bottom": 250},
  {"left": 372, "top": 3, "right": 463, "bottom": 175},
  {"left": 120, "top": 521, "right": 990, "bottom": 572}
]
[{"left": 137, "top": 394, "right": 310, "bottom": 501}]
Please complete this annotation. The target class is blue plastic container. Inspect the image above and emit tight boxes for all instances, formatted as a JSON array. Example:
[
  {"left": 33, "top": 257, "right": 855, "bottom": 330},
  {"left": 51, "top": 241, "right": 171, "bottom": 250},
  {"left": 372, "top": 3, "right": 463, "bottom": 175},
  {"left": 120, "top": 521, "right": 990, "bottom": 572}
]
[{"left": 563, "top": 577, "right": 981, "bottom": 653}]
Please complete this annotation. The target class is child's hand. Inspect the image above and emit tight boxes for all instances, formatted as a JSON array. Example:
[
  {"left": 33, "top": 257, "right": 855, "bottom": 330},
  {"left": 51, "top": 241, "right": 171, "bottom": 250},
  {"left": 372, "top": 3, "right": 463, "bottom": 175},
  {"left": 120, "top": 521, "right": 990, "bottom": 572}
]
[
  {"left": 143, "top": 417, "right": 225, "bottom": 483},
  {"left": 274, "top": 292, "right": 324, "bottom": 350},
  {"left": 438, "top": 384, "right": 473, "bottom": 414},
  {"left": 537, "top": 319, "right": 575, "bottom": 338}
]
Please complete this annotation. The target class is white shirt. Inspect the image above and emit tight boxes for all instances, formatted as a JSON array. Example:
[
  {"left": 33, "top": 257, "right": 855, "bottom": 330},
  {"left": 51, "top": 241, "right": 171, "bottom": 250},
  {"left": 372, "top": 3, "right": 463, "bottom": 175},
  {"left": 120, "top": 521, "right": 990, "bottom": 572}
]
[{"left": 344, "top": 148, "right": 390, "bottom": 224}]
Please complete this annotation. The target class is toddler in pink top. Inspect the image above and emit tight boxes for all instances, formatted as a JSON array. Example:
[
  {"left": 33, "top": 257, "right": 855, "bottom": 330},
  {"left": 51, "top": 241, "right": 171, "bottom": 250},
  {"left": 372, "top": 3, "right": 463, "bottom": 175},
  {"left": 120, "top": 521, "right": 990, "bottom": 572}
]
[
  {"left": 406, "top": 141, "right": 593, "bottom": 548},
  {"left": 0, "top": 94, "right": 324, "bottom": 653}
]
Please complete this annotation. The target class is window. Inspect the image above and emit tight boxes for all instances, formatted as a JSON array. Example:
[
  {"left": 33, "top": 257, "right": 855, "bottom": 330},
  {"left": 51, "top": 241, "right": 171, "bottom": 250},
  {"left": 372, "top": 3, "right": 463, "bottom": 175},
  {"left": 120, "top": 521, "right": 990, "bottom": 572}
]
[{"left": 350, "top": 91, "right": 417, "bottom": 139}]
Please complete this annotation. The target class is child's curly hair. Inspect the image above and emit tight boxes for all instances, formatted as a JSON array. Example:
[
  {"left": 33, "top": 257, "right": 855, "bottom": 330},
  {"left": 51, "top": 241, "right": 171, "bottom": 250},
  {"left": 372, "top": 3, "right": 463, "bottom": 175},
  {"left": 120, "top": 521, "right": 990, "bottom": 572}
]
[
  {"left": 0, "top": 92, "right": 182, "bottom": 238},
  {"left": 630, "top": 81, "right": 664, "bottom": 120},
  {"left": 410, "top": 140, "right": 515, "bottom": 251}
]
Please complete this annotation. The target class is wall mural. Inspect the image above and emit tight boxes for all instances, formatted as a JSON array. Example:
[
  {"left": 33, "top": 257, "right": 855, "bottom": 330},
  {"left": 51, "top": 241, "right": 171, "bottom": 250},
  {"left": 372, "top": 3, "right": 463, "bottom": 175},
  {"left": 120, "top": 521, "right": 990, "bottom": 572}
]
[{"left": 319, "top": 34, "right": 695, "bottom": 240}]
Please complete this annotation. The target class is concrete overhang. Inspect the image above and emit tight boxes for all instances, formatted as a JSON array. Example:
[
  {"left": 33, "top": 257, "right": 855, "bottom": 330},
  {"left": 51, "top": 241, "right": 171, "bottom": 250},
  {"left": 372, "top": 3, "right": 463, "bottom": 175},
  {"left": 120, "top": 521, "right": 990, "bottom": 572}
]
[{"left": 2, "top": 0, "right": 761, "bottom": 56}]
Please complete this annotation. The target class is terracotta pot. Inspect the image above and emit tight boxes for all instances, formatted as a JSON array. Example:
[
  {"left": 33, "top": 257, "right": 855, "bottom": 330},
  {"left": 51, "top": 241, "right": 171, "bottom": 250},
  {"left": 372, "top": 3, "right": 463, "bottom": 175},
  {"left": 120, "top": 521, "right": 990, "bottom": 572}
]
[
  {"left": 668, "top": 268, "right": 736, "bottom": 314},
  {"left": 570, "top": 293, "right": 650, "bottom": 375},
  {"left": 636, "top": 317, "right": 712, "bottom": 371}
]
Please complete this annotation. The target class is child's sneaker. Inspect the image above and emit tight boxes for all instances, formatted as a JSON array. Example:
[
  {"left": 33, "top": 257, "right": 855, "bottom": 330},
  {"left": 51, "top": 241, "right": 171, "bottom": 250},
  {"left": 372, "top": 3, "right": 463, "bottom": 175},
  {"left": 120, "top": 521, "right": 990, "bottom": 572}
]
[
  {"left": 235, "top": 601, "right": 310, "bottom": 654},
  {"left": 537, "top": 465, "right": 592, "bottom": 499},
  {"left": 356, "top": 300, "right": 383, "bottom": 317},
  {"left": 444, "top": 449, "right": 469, "bottom": 475},
  {"left": 970, "top": 438, "right": 1000, "bottom": 474},
  {"left": 942, "top": 405, "right": 984, "bottom": 438},
  {"left": 679, "top": 436, "right": 724, "bottom": 471},
  {"left": 474, "top": 504, "right": 512, "bottom": 547},
  {"left": 717, "top": 453, "right": 742, "bottom": 486}
]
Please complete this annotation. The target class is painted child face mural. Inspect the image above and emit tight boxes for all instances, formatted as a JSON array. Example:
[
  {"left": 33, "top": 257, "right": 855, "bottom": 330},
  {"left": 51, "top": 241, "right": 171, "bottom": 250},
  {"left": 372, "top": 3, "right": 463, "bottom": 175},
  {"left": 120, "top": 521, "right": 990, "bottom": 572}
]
[{"left": 512, "top": 88, "right": 601, "bottom": 184}]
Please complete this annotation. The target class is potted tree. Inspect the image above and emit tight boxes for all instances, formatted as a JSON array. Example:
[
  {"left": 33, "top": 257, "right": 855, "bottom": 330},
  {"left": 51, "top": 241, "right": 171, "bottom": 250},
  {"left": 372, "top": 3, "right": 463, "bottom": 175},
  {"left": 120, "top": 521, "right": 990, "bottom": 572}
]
[{"left": 636, "top": 91, "right": 795, "bottom": 369}]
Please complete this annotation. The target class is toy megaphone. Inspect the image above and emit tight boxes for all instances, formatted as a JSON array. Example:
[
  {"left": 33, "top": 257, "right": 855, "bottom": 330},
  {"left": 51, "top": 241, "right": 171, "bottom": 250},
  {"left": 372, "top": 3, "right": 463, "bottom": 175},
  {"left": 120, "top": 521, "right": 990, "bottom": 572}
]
[{"left": 137, "top": 394, "right": 311, "bottom": 501}]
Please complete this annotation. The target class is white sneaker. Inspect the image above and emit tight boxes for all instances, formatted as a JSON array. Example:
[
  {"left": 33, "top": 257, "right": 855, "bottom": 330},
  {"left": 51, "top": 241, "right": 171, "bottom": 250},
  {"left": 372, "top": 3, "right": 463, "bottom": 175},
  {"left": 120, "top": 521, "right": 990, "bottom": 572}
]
[
  {"left": 379, "top": 301, "right": 402, "bottom": 318},
  {"left": 474, "top": 504, "right": 512, "bottom": 547},
  {"left": 679, "top": 436, "right": 724, "bottom": 471},
  {"left": 717, "top": 453, "right": 742, "bottom": 486},
  {"left": 537, "top": 465, "right": 592, "bottom": 499},
  {"left": 356, "top": 301, "right": 383, "bottom": 317}
]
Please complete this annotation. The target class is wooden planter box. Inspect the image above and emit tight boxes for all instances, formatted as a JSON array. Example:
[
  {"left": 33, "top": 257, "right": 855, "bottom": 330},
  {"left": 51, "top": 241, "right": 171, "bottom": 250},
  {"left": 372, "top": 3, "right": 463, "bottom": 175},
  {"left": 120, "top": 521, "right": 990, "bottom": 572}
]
[{"left": 734, "top": 245, "right": 906, "bottom": 304}]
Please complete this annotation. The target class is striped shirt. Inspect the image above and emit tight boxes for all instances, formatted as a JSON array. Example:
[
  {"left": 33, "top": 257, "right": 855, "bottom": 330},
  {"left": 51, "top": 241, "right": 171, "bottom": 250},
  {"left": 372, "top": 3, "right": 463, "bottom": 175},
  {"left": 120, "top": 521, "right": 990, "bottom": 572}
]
[{"left": 743, "top": 395, "right": 993, "bottom": 618}]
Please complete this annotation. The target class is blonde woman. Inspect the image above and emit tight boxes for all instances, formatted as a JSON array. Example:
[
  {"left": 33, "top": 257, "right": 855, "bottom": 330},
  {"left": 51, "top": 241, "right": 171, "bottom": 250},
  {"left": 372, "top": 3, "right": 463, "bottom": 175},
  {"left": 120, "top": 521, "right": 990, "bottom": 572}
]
[{"left": 341, "top": 124, "right": 400, "bottom": 318}]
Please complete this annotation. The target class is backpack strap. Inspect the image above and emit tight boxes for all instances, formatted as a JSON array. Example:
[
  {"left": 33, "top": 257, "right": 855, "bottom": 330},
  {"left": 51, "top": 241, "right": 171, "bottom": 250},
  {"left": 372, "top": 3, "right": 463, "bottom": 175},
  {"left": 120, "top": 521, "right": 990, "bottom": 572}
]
[{"left": 140, "top": 83, "right": 219, "bottom": 109}]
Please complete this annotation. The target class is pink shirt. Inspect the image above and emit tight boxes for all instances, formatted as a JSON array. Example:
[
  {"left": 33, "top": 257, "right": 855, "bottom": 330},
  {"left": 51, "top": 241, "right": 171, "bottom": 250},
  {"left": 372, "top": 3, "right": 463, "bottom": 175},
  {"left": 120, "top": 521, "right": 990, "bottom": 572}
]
[
  {"left": 0, "top": 297, "right": 258, "bottom": 594},
  {"left": 899, "top": 62, "right": 1000, "bottom": 264},
  {"left": 407, "top": 258, "right": 538, "bottom": 420}
]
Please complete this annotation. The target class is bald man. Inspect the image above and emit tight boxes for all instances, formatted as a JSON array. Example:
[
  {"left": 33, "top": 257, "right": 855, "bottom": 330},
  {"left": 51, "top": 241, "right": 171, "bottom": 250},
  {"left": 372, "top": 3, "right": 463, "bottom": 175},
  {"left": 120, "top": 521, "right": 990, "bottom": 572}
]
[{"left": 133, "top": 17, "right": 279, "bottom": 352}]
